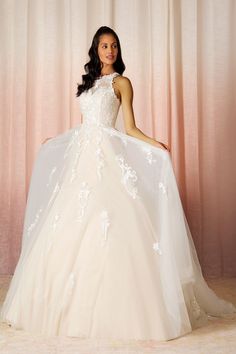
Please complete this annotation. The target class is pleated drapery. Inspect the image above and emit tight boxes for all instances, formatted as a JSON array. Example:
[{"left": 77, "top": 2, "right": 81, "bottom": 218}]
[{"left": 0, "top": 0, "right": 235, "bottom": 276}]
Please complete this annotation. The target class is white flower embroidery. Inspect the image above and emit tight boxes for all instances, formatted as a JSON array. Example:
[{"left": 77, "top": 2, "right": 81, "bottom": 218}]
[
  {"left": 190, "top": 296, "right": 202, "bottom": 319},
  {"left": 116, "top": 154, "right": 139, "bottom": 199},
  {"left": 46, "top": 213, "right": 60, "bottom": 253},
  {"left": 46, "top": 167, "right": 57, "bottom": 187},
  {"left": 153, "top": 241, "right": 162, "bottom": 255},
  {"left": 48, "top": 182, "right": 60, "bottom": 205},
  {"left": 70, "top": 142, "right": 82, "bottom": 183},
  {"left": 62, "top": 272, "right": 77, "bottom": 295},
  {"left": 52, "top": 213, "right": 60, "bottom": 230},
  {"left": 94, "top": 130, "right": 106, "bottom": 180},
  {"left": 120, "top": 136, "right": 128, "bottom": 146},
  {"left": 158, "top": 182, "right": 167, "bottom": 195},
  {"left": 68, "top": 272, "right": 76, "bottom": 294},
  {"left": 63, "top": 129, "right": 79, "bottom": 160},
  {"left": 76, "top": 182, "right": 91, "bottom": 222},
  {"left": 100, "top": 209, "right": 110, "bottom": 244},
  {"left": 27, "top": 207, "right": 43, "bottom": 237},
  {"left": 106, "top": 129, "right": 127, "bottom": 146},
  {"left": 95, "top": 147, "right": 105, "bottom": 180},
  {"left": 142, "top": 146, "right": 156, "bottom": 164},
  {"left": 83, "top": 127, "right": 92, "bottom": 146}
]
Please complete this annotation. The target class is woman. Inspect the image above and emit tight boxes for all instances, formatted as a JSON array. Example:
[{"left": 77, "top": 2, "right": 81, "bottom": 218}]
[{"left": 1, "top": 26, "right": 235, "bottom": 341}]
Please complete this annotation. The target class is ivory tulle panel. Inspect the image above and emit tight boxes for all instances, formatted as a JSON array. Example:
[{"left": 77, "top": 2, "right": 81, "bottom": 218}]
[{"left": 1, "top": 72, "right": 235, "bottom": 341}]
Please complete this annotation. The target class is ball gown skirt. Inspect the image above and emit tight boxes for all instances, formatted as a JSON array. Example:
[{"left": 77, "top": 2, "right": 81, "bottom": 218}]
[{"left": 1, "top": 72, "right": 235, "bottom": 341}]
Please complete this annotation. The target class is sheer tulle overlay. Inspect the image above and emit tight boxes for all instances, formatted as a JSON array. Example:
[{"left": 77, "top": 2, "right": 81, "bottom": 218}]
[{"left": 1, "top": 72, "right": 235, "bottom": 341}]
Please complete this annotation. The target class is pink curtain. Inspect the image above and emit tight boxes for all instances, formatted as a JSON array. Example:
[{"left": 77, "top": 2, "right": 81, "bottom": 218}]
[{"left": 0, "top": 0, "right": 235, "bottom": 276}]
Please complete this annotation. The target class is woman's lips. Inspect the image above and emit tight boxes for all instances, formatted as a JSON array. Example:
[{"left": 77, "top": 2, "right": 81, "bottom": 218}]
[{"left": 106, "top": 55, "right": 114, "bottom": 59}]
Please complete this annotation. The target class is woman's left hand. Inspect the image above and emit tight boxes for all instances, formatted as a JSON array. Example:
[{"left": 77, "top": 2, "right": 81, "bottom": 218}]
[
  {"left": 159, "top": 141, "right": 170, "bottom": 152},
  {"left": 153, "top": 140, "right": 170, "bottom": 152}
]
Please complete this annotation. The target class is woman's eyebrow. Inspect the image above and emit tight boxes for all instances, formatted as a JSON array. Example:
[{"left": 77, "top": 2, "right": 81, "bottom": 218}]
[{"left": 100, "top": 42, "right": 117, "bottom": 45}]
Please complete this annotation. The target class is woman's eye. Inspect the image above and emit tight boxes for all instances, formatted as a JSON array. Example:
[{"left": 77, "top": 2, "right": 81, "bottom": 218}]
[{"left": 101, "top": 44, "right": 117, "bottom": 49}]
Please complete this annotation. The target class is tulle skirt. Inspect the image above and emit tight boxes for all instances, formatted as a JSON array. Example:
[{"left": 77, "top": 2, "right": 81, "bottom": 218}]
[{"left": 1, "top": 122, "right": 235, "bottom": 340}]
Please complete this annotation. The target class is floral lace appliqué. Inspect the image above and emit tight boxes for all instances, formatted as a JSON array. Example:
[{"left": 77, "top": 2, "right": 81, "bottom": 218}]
[
  {"left": 70, "top": 141, "right": 83, "bottom": 183},
  {"left": 76, "top": 182, "right": 91, "bottom": 222},
  {"left": 120, "top": 136, "right": 128, "bottom": 146},
  {"left": 52, "top": 213, "right": 60, "bottom": 230},
  {"left": 100, "top": 209, "right": 110, "bottom": 245},
  {"left": 95, "top": 147, "right": 105, "bottom": 180},
  {"left": 153, "top": 241, "right": 162, "bottom": 255},
  {"left": 46, "top": 212, "right": 61, "bottom": 253},
  {"left": 56, "top": 272, "right": 76, "bottom": 295},
  {"left": 80, "top": 74, "right": 120, "bottom": 129},
  {"left": 142, "top": 146, "right": 157, "bottom": 164},
  {"left": 190, "top": 296, "right": 202, "bottom": 319},
  {"left": 48, "top": 182, "right": 61, "bottom": 206},
  {"left": 67, "top": 272, "right": 76, "bottom": 294},
  {"left": 115, "top": 154, "right": 139, "bottom": 199},
  {"left": 26, "top": 207, "right": 43, "bottom": 238},
  {"left": 158, "top": 182, "right": 168, "bottom": 195},
  {"left": 105, "top": 128, "right": 128, "bottom": 146},
  {"left": 95, "top": 129, "right": 105, "bottom": 180},
  {"left": 63, "top": 129, "right": 80, "bottom": 160},
  {"left": 46, "top": 167, "right": 57, "bottom": 187}
]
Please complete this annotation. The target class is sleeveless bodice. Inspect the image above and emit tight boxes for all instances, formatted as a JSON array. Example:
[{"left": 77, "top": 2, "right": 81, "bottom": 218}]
[{"left": 79, "top": 72, "right": 121, "bottom": 128}]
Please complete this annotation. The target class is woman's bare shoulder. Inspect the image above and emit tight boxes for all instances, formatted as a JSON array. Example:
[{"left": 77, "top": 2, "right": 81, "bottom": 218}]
[{"left": 114, "top": 75, "right": 132, "bottom": 89}]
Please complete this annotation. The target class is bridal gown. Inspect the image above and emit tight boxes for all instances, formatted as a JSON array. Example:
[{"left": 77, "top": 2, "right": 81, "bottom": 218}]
[{"left": 1, "top": 72, "right": 235, "bottom": 341}]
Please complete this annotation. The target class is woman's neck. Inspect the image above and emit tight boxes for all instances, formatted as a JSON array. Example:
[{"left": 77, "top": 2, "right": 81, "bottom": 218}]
[{"left": 100, "top": 65, "right": 115, "bottom": 76}]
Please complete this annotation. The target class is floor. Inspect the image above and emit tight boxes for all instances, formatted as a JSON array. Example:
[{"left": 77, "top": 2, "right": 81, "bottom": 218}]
[{"left": 0, "top": 276, "right": 235, "bottom": 354}]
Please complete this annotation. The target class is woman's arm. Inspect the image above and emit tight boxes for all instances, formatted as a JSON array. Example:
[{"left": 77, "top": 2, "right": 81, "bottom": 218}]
[{"left": 114, "top": 76, "right": 170, "bottom": 151}]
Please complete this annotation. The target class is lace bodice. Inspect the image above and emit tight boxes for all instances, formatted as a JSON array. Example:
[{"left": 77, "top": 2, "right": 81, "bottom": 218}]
[{"left": 79, "top": 72, "right": 121, "bottom": 128}]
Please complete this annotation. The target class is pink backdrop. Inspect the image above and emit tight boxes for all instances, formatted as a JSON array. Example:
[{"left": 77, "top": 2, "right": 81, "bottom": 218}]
[{"left": 0, "top": 0, "right": 236, "bottom": 276}]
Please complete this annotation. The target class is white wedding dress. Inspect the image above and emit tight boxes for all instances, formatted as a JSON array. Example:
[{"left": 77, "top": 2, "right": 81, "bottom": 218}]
[{"left": 1, "top": 72, "right": 235, "bottom": 341}]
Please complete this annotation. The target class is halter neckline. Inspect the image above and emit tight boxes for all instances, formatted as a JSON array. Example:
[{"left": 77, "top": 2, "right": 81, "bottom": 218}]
[{"left": 97, "top": 72, "right": 118, "bottom": 80}]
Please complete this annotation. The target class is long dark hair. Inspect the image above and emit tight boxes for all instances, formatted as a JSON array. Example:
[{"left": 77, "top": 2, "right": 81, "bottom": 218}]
[{"left": 76, "top": 26, "right": 125, "bottom": 97}]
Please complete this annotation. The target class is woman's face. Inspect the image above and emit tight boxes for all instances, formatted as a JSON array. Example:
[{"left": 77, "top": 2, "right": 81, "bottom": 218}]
[{"left": 97, "top": 34, "right": 118, "bottom": 67}]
